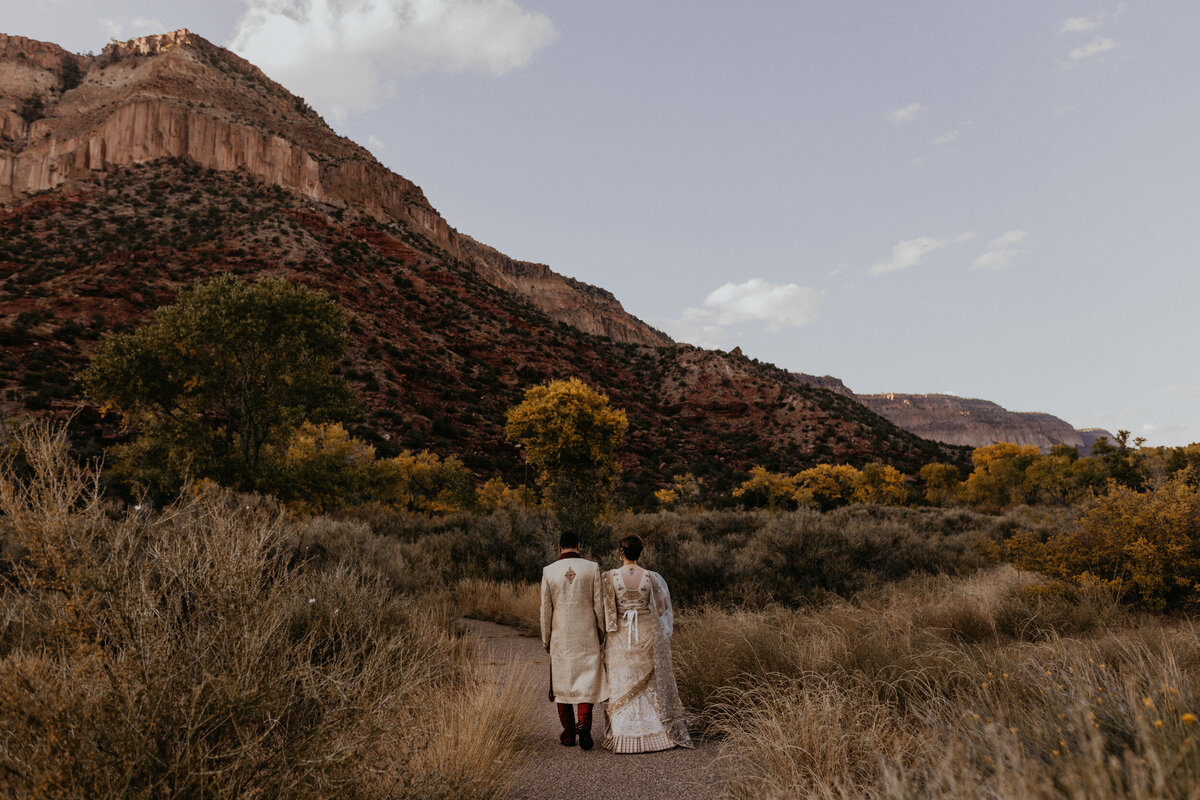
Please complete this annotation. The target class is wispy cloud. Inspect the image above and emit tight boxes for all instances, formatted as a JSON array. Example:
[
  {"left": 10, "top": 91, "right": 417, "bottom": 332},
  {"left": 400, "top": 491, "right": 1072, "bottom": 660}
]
[
  {"left": 870, "top": 232, "right": 973, "bottom": 276},
  {"left": 972, "top": 230, "right": 1028, "bottom": 271},
  {"left": 1058, "top": 4, "right": 1125, "bottom": 67},
  {"left": 662, "top": 278, "right": 825, "bottom": 347},
  {"left": 102, "top": 16, "right": 164, "bottom": 40},
  {"left": 229, "top": 0, "right": 557, "bottom": 119},
  {"left": 888, "top": 103, "right": 922, "bottom": 125},
  {"left": 933, "top": 129, "right": 959, "bottom": 147},
  {"left": 1067, "top": 35, "right": 1119, "bottom": 65},
  {"left": 1060, "top": 14, "right": 1106, "bottom": 34}
]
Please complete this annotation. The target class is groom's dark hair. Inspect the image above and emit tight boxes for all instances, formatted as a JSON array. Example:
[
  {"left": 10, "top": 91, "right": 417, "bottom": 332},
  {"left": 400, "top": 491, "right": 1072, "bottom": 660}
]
[{"left": 559, "top": 530, "right": 580, "bottom": 550}]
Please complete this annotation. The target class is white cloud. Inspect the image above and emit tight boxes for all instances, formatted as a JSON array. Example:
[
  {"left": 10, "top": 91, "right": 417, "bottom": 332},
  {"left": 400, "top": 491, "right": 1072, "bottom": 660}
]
[
  {"left": 102, "top": 16, "right": 165, "bottom": 41},
  {"left": 972, "top": 229, "right": 1027, "bottom": 270},
  {"left": 367, "top": 134, "right": 386, "bottom": 151},
  {"left": 1059, "top": 14, "right": 1105, "bottom": 34},
  {"left": 228, "top": 0, "right": 558, "bottom": 118},
  {"left": 933, "top": 129, "right": 959, "bottom": 147},
  {"left": 1060, "top": 4, "right": 1126, "bottom": 35},
  {"left": 888, "top": 103, "right": 922, "bottom": 125},
  {"left": 870, "top": 236, "right": 946, "bottom": 276},
  {"left": 661, "top": 278, "right": 825, "bottom": 347},
  {"left": 1067, "top": 35, "right": 1118, "bottom": 65},
  {"left": 702, "top": 279, "right": 825, "bottom": 329},
  {"left": 869, "top": 231, "right": 975, "bottom": 276}
]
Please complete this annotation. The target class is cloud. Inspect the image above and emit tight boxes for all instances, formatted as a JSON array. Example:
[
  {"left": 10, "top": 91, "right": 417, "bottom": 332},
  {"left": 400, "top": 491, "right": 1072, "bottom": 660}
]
[
  {"left": 229, "top": 0, "right": 558, "bottom": 118},
  {"left": 367, "top": 134, "right": 386, "bottom": 151},
  {"left": 871, "top": 236, "right": 941, "bottom": 276},
  {"left": 662, "top": 278, "right": 825, "bottom": 347},
  {"left": 1059, "top": 14, "right": 1106, "bottom": 34},
  {"left": 1058, "top": 4, "right": 1125, "bottom": 67},
  {"left": 971, "top": 229, "right": 1027, "bottom": 270},
  {"left": 933, "top": 129, "right": 959, "bottom": 147},
  {"left": 1060, "top": 3, "right": 1126, "bottom": 35},
  {"left": 1067, "top": 35, "right": 1118, "bottom": 65},
  {"left": 702, "top": 279, "right": 825, "bottom": 329},
  {"left": 102, "top": 16, "right": 165, "bottom": 40},
  {"left": 888, "top": 103, "right": 922, "bottom": 125}
]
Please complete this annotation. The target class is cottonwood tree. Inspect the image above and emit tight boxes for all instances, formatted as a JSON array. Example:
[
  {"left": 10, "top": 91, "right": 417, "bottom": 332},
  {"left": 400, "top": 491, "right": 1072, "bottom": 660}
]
[
  {"left": 82, "top": 275, "right": 353, "bottom": 494},
  {"left": 506, "top": 378, "right": 628, "bottom": 542}
]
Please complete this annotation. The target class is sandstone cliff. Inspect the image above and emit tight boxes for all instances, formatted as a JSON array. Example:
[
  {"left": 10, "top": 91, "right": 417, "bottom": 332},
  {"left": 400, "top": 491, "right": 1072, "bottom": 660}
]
[
  {"left": 0, "top": 30, "right": 668, "bottom": 346},
  {"left": 855, "top": 393, "right": 1113, "bottom": 453}
]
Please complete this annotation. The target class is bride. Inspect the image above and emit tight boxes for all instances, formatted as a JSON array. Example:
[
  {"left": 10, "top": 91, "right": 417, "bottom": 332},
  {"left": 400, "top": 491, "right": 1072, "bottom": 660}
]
[{"left": 601, "top": 534, "right": 693, "bottom": 753}]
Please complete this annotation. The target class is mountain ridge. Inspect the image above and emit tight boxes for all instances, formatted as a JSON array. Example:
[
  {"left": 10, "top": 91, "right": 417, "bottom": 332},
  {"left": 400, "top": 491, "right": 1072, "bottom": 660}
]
[
  {"left": 0, "top": 29, "right": 669, "bottom": 347},
  {"left": 0, "top": 29, "right": 966, "bottom": 504}
]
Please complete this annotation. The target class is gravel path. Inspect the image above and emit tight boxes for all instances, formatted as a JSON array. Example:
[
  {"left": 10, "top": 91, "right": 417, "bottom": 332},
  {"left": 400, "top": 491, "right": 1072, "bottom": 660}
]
[{"left": 461, "top": 618, "right": 721, "bottom": 800}]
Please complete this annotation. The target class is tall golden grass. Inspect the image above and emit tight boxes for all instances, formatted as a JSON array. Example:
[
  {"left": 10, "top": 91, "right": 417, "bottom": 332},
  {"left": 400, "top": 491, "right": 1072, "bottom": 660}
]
[
  {"left": 454, "top": 578, "right": 541, "bottom": 635},
  {"left": 671, "top": 570, "right": 1200, "bottom": 799},
  {"left": 0, "top": 422, "right": 529, "bottom": 799}
]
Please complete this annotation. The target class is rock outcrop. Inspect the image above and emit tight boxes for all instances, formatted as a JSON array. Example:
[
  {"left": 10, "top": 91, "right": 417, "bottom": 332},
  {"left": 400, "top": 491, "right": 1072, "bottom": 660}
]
[
  {"left": 0, "top": 30, "right": 668, "bottom": 346},
  {"left": 856, "top": 393, "right": 1113, "bottom": 453}
]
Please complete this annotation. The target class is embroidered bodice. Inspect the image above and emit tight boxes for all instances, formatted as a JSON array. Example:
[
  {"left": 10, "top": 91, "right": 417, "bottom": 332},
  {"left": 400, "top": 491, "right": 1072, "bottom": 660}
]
[{"left": 614, "top": 570, "right": 651, "bottom": 612}]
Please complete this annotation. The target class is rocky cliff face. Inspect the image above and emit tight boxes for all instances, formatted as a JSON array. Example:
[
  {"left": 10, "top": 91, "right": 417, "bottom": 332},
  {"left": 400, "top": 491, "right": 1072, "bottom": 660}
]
[
  {"left": 855, "top": 393, "right": 1113, "bottom": 453},
  {"left": 0, "top": 30, "right": 668, "bottom": 346}
]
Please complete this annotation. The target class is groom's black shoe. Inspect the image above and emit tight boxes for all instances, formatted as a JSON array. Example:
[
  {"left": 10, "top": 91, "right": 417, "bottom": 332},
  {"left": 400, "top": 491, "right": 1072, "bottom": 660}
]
[{"left": 576, "top": 724, "right": 593, "bottom": 751}]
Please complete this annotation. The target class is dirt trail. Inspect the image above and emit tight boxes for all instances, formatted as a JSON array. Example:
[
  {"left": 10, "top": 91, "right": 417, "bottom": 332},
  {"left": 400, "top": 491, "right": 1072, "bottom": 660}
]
[{"left": 462, "top": 618, "right": 721, "bottom": 800}]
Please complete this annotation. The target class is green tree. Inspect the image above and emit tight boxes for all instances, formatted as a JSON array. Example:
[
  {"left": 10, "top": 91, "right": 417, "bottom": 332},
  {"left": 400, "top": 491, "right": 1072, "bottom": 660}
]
[
  {"left": 506, "top": 378, "right": 628, "bottom": 541},
  {"left": 82, "top": 275, "right": 353, "bottom": 494},
  {"left": 919, "top": 462, "right": 961, "bottom": 506},
  {"left": 1090, "top": 429, "right": 1147, "bottom": 490}
]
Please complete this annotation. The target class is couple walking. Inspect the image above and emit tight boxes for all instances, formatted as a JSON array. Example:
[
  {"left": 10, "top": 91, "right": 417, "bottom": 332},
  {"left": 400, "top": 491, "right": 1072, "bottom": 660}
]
[{"left": 540, "top": 531, "right": 693, "bottom": 753}]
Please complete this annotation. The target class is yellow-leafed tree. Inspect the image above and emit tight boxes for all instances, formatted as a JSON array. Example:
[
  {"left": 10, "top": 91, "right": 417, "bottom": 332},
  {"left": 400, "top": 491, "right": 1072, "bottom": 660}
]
[
  {"left": 855, "top": 463, "right": 909, "bottom": 506},
  {"left": 506, "top": 378, "right": 628, "bottom": 541},
  {"left": 794, "top": 464, "right": 861, "bottom": 511},
  {"left": 733, "top": 466, "right": 798, "bottom": 511}
]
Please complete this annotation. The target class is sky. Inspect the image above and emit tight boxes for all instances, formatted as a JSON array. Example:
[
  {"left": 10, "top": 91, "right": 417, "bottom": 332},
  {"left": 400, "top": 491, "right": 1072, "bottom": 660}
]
[{"left": 9, "top": 1, "right": 1200, "bottom": 446}]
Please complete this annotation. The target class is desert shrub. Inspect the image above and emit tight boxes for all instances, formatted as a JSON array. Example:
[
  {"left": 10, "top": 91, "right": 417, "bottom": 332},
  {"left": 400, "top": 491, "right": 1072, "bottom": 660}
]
[
  {"left": 1001, "top": 471, "right": 1200, "bottom": 613},
  {"left": 0, "top": 422, "right": 527, "bottom": 799},
  {"left": 454, "top": 578, "right": 540, "bottom": 634},
  {"left": 674, "top": 568, "right": 1200, "bottom": 799},
  {"left": 337, "top": 504, "right": 559, "bottom": 585},
  {"left": 615, "top": 506, "right": 992, "bottom": 607}
]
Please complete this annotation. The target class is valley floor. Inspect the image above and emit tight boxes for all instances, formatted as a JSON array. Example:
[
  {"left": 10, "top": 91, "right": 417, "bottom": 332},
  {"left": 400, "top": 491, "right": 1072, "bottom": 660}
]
[{"left": 463, "top": 618, "right": 719, "bottom": 800}]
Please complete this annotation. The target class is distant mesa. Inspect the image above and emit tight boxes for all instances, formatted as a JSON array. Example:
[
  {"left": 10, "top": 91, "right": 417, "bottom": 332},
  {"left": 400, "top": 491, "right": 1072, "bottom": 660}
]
[{"left": 793, "top": 376, "right": 1112, "bottom": 453}]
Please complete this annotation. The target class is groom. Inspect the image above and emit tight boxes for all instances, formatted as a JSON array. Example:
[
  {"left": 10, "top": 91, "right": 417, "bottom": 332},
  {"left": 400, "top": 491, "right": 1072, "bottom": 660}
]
[{"left": 540, "top": 530, "right": 608, "bottom": 750}]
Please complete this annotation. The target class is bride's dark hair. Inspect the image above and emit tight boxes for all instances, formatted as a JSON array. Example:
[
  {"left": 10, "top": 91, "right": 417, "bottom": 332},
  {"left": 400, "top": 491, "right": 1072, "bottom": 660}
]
[{"left": 617, "top": 534, "right": 643, "bottom": 562}]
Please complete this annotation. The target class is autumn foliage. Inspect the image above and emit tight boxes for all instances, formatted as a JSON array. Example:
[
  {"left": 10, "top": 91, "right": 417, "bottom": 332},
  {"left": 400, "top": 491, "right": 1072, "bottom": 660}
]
[
  {"left": 506, "top": 378, "right": 628, "bottom": 539},
  {"left": 1000, "top": 470, "right": 1200, "bottom": 613}
]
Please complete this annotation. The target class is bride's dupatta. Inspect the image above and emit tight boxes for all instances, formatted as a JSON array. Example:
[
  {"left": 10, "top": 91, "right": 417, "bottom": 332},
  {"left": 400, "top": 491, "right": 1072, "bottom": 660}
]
[
  {"left": 602, "top": 569, "right": 694, "bottom": 749},
  {"left": 646, "top": 571, "right": 693, "bottom": 748}
]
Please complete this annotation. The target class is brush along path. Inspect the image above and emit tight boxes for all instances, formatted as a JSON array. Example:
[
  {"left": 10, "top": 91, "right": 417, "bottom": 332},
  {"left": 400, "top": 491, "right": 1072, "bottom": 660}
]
[{"left": 462, "top": 618, "right": 720, "bottom": 800}]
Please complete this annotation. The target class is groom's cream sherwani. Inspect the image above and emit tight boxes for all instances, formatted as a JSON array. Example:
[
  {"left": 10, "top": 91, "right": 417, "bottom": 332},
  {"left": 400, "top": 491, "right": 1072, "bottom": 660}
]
[{"left": 540, "top": 553, "right": 608, "bottom": 704}]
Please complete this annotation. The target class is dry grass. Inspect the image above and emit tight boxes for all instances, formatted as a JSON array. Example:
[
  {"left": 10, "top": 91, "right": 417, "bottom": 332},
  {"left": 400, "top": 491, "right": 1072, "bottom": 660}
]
[
  {"left": 673, "top": 568, "right": 1200, "bottom": 799},
  {"left": 0, "top": 421, "right": 528, "bottom": 799},
  {"left": 454, "top": 578, "right": 541, "bottom": 635}
]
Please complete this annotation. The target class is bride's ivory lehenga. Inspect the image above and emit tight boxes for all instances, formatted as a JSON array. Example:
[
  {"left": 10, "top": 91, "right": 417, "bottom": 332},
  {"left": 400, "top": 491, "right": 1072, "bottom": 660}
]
[{"left": 601, "top": 568, "right": 694, "bottom": 753}]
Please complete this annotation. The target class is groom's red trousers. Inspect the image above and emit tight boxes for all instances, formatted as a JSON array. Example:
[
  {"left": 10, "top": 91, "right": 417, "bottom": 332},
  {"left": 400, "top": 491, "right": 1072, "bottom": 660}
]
[{"left": 556, "top": 702, "right": 593, "bottom": 743}]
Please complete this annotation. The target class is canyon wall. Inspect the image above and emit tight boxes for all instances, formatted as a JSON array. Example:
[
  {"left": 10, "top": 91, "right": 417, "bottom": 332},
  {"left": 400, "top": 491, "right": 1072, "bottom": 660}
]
[{"left": 0, "top": 30, "right": 668, "bottom": 346}]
